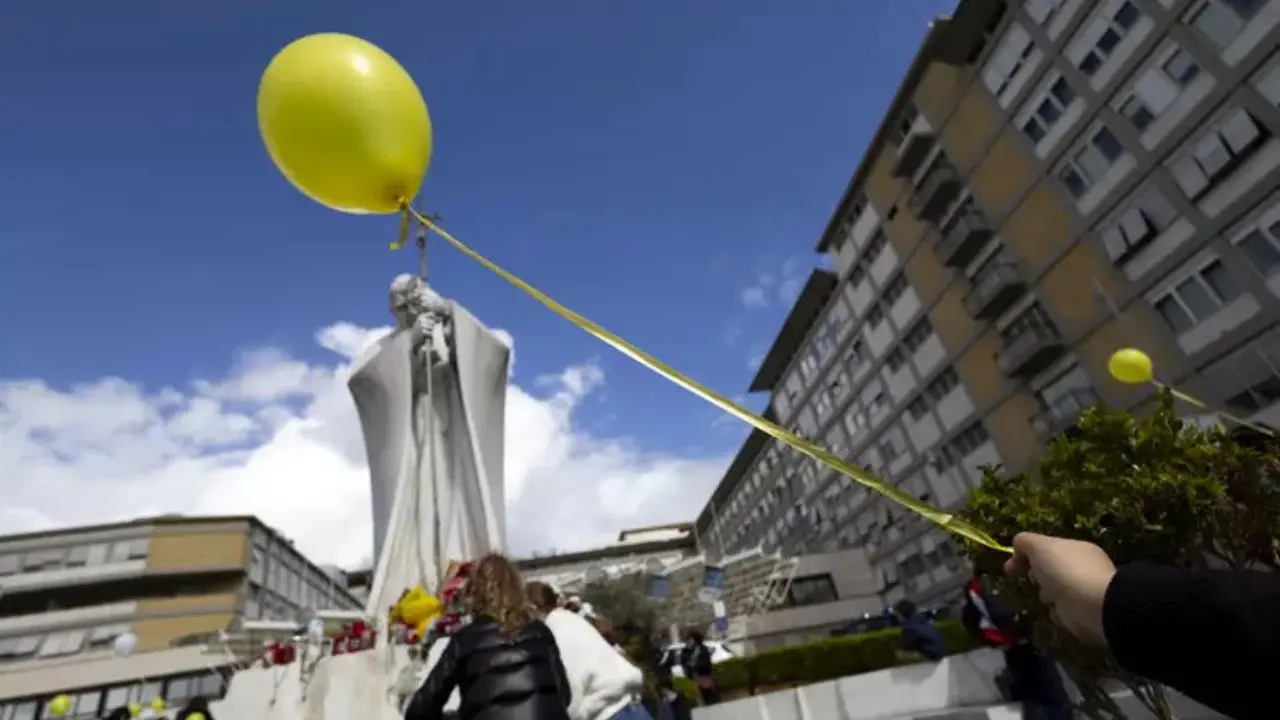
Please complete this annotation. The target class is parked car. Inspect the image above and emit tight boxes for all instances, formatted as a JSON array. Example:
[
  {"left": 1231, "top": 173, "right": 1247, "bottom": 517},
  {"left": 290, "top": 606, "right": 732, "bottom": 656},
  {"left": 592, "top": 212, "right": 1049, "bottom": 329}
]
[
  {"left": 658, "top": 641, "right": 737, "bottom": 678},
  {"left": 829, "top": 605, "right": 951, "bottom": 638}
]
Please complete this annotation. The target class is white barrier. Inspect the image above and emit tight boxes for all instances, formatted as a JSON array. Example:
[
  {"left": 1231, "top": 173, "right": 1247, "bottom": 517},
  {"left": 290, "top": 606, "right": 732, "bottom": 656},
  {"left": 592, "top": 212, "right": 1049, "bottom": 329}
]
[{"left": 691, "top": 649, "right": 1227, "bottom": 720}]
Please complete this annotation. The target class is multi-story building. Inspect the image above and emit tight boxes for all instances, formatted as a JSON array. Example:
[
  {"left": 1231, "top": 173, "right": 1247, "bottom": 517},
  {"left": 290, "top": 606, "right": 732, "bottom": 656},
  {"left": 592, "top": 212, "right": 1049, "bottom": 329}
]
[
  {"left": 0, "top": 514, "right": 362, "bottom": 718},
  {"left": 696, "top": 0, "right": 1280, "bottom": 609}
]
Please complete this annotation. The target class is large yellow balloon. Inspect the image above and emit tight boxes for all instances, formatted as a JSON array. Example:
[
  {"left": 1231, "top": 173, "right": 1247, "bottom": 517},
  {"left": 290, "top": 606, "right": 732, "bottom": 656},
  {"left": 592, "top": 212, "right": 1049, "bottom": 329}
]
[
  {"left": 258, "top": 33, "right": 433, "bottom": 215},
  {"left": 1108, "top": 348, "right": 1154, "bottom": 385},
  {"left": 149, "top": 697, "right": 167, "bottom": 712},
  {"left": 47, "top": 695, "right": 72, "bottom": 717}
]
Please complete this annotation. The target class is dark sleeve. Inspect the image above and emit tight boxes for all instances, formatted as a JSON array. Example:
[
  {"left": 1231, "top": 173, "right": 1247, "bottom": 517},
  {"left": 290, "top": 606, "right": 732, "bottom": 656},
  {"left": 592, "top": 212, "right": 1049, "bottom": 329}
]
[
  {"left": 404, "top": 638, "right": 460, "bottom": 720},
  {"left": 899, "top": 625, "right": 920, "bottom": 651},
  {"left": 1103, "top": 563, "right": 1280, "bottom": 720},
  {"left": 540, "top": 623, "right": 572, "bottom": 708}
]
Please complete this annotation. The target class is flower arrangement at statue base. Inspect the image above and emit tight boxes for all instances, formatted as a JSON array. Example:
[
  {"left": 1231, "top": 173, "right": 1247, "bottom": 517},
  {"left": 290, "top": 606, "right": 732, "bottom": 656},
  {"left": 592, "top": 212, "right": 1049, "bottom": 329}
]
[{"left": 388, "top": 560, "right": 474, "bottom": 650}]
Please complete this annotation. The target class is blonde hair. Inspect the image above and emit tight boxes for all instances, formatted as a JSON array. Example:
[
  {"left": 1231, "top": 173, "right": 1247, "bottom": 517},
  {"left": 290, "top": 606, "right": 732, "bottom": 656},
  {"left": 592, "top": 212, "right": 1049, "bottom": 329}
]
[{"left": 464, "top": 553, "right": 538, "bottom": 635}]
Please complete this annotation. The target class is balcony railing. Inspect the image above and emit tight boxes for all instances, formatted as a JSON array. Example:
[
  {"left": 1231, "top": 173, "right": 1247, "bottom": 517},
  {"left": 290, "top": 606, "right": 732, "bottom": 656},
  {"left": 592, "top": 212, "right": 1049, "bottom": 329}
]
[
  {"left": 997, "top": 325, "right": 1065, "bottom": 377},
  {"left": 1032, "top": 389, "right": 1100, "bottom": 439},
  {"left": 937, "top": 212, "right": 993, "bottom": 267},
  {"left": 892, "top": 129, "right": 936, "bottom": 179},
  {"left": 909, "top": 165, "right": 961, "bottom": 224},
  {"left": 963, "top": 262, "right": 1024, "bottom": 319}
]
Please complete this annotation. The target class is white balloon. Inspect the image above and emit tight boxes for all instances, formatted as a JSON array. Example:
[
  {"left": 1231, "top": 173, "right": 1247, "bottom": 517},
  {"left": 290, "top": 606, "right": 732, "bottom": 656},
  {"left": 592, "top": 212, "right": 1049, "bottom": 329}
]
[
  {"left": 307, "top": 617, "right": 325, "bottom": 640},
  {"left": 112, "top": 632, "right": 138, "bottom": 657}
]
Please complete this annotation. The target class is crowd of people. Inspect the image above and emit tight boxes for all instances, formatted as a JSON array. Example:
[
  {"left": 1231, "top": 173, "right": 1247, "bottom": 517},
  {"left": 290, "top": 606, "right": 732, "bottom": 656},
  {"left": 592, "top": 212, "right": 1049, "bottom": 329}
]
[
  {"left": 399, "top": 533, "right": 1279, "bottom": 720},
  {"left": 403, "top": 553, "right": 721, "bottom": 720}
]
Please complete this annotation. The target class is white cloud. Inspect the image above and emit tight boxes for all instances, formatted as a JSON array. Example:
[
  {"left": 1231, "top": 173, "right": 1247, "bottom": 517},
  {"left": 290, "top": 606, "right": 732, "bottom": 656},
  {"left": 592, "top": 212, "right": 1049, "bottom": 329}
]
[
  {"left": 739, "top": 286, "right": 769, "bottom": 310},
  {"left": 0, "top": 323, "right": 727, "bottom": 568},
  {"left": 738, "top": 257, "right": 809, "bottom": 312}
]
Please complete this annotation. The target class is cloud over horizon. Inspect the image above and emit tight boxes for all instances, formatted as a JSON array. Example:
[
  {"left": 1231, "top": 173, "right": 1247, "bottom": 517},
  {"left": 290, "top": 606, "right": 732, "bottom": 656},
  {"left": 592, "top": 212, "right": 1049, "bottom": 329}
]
[{"left": 0, "top": 323, "right": 729, "bottom": 568}]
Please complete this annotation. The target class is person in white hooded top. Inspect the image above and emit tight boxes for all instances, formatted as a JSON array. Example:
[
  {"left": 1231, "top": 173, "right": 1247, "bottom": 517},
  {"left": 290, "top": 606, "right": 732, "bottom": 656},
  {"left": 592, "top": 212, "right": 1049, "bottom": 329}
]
[{"left": 528, "top": 582, "right": 653, "bottom": 720}]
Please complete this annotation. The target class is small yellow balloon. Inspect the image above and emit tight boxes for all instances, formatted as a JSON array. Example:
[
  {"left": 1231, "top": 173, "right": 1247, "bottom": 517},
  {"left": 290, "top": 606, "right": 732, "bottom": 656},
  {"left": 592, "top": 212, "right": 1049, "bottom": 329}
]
[
  {"left": 189, "top": 714, "right": 207, "bottom": 720},
  {"left": 258, "top": 33, "right": 433, "bottom": 215},
  {"left": 149, "top": 697, "right": 166, "bottom": 712},
  {"left": 1109, "top": 348, "right": 1154, "bottom": 385},
  {"left": 128, "top": 702, "right": 141, "bottom": 717},
  {"left": 47, "top": 695, "right": 72, "bottom": 717}
]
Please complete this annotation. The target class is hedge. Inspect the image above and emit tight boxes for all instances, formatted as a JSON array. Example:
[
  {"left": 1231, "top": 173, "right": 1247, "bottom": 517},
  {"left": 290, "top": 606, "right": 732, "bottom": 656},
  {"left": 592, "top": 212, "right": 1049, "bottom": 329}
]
[{"left": 670, "top": 620, "right": 978, "bottom": 700}]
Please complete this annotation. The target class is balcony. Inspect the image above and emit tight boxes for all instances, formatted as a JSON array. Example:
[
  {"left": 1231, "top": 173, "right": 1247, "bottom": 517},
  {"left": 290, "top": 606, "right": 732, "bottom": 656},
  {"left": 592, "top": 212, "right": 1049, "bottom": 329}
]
[
  {"left": 892, "top": 121, "right": 936, "bottom": 179},
  {"left": 937, "top": 212, "right": 992, "bottom": 267},
  {"left": 963, "top": 262, "right": 1024, "bottom": 319},
  {"left": 909, "top": 165, "right": 961, "bottom": 224},
  {"left": 997, "top": 326, "right": 1065, "bottom": 377},
  {"left": 1032, "top": 389, "right": 1100, "bottom": 440}
]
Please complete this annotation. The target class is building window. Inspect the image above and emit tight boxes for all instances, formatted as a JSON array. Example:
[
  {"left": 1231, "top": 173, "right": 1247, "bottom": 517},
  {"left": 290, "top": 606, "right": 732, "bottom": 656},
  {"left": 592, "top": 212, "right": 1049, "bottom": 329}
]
[
  {"left": 1059, "top": 126, "right": 1125, "bottom": 198},
  {"left": 1025, "top": 0, "right": 1066, "bottom": 27},
  {"left": 1186, "top": 0, "right": 1264, "bottom": 50},
  {"left": 1002, "top": 303, "right": 1057, "bottom": 343},
  {"left": 890, "top": 105, "right": 918, "bottom": 145},
  {"left": 865, "top": 231, "right": 890, "bottom": 265},
  {"left": 951, "top": 421, "right": 991, "bottom": 457},
  {"left": 1153, "top": 259, "right": 1242, "bottom": 333},
  {"left": 983, "top": 24, "right": 1037, "bottom": 100},
  {"left": 1022, "top": 75, "right": 1077, "bottom": 142},
  {"left": 1170, "top": 108, "right": 1268, "bottom": 200},
  {"left": 925, "top": 368, "right": 961, "bottom": 403},
  {"left": 1077, "top": 1, "right": 1142, "bottom": 76},
  {"left": 885, "top": 348, "right": 907, "bottom": 373},
  {"left": 879, "top": 426, "right": 910, "bottom": 462},
  {"left": 902, "top": 317, "right": 934, "bottom": 352},
  {"left": 906, "top": 397, "right": 930, "bottom": 421},
  {"left": 1233, "top": 216, "right": 1280, "bottom": 276},
  {"left": 865, "top": 304, "right": 886, "bottom": 330},
  {"left": 1101, "top": 185, "right": 1180, "bottom": 262},
  {"left": 881, "top": 273, "right": 909, "bottom": 304},
  {"left": 786, "top": 573, "right": 839, "bottom": 607},
  {"left": 0, "top": 555, "right": 18, "bottom": 576},
  {"left": 1255, "top": 54, "right": 1280, "bottom": 106},
  {"left": 1118, "top": 46, "right": 1202, "bottom": 132}
]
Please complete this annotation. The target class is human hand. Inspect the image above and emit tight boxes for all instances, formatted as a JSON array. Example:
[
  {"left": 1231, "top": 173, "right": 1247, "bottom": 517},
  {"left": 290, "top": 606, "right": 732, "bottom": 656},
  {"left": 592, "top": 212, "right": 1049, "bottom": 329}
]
[{"left": 1003, "top": 532, "right": 1117, "bottom": 648}]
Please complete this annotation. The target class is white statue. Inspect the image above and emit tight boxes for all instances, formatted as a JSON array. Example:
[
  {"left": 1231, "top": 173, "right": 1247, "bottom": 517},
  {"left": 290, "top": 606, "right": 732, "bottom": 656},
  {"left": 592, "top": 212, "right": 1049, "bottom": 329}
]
[{"left": 350, "top": 274, "right": 510, "bottom": 609}]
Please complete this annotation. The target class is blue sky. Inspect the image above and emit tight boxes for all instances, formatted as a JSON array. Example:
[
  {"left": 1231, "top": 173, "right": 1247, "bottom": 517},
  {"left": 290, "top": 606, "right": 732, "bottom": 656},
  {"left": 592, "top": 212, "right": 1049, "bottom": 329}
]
[{"left": 0, "top": 1, "right": 953, "bottom": 466}]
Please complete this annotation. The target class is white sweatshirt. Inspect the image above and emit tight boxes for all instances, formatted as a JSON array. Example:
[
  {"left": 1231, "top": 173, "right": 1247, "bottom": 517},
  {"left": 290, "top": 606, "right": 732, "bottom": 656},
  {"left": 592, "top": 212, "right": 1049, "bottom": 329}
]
[{"left": 542, "top": 608, "right": 644, "bottom": 720}]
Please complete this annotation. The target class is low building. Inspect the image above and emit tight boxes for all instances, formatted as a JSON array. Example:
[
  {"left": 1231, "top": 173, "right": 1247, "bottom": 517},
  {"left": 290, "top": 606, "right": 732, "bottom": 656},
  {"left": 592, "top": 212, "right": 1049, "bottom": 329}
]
[{"left": 0, "top": 514, "right": 363, "bottom": 717}]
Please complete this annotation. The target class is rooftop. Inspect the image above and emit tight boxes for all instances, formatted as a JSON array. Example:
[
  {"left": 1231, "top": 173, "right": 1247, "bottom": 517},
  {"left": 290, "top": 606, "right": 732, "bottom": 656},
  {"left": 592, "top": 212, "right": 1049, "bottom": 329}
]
[
  {"left": 747, "top": 269, "right": 839, "bottom": 393},
  {"left": 813, "top": 0, "right": 1004, "bottom": 254}
]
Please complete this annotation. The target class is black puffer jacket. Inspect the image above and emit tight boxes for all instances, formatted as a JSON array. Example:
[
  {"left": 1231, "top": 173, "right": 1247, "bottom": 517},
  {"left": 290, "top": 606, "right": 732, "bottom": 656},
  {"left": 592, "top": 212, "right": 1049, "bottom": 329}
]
[{"left": 405, "top": 616, "right": 571, "bottom": 720}]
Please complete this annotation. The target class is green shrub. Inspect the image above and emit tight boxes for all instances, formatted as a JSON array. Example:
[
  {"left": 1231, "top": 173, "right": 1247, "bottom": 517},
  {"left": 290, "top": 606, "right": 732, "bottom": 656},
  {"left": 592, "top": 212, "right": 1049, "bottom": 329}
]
[
  {"left": 960, "top": 390, "right": 1280, "bottom": 720},
  {"left": 706, "top": 619, "right": 979, "bottom": 696},
  {"left": 670, "top": 677, "right": 700, "bottom": 703}
]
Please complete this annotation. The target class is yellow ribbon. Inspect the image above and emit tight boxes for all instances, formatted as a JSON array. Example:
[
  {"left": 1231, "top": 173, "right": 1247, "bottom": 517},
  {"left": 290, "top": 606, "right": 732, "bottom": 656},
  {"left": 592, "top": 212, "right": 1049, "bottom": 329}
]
[
  {"left": 402, "top": 205, "right": 1012, "bottom": 554},
  {"left": 1157, "top": 383, "right": 1274, "bottom": 436}
]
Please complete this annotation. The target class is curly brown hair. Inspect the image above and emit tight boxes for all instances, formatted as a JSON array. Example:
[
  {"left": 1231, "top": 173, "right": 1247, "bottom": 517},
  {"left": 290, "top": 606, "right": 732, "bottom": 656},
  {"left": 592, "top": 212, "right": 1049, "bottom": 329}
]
[
  {"left": 526, "top": 581, "right": 559, "bottom": 614},
  {"left": 463, "top": 553, "right": 538, "bottom": 635}
]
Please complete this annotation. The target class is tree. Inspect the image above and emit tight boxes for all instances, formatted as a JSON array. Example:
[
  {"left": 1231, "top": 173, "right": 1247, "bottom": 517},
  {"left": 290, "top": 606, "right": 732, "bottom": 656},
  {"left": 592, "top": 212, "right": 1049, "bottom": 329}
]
[{"left": 960, "top": 390, "right": 1280, "bottom": 720}]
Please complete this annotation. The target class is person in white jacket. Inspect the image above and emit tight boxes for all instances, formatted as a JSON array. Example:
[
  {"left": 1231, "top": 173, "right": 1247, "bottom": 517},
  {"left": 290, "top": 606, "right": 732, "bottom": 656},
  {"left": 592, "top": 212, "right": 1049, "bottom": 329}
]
[{"left": 528, "top": 582, "right": 653, "bottom": 720}]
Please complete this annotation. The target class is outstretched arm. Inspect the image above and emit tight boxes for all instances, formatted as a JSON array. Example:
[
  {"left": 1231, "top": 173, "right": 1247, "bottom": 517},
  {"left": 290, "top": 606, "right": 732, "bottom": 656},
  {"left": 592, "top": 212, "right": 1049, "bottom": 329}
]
[
  {"left": 1104, "top": 564, "right": 1280, "bottom": 720},
  {"left": 404, "top": 638, "right": 460, "bottom": 720}
]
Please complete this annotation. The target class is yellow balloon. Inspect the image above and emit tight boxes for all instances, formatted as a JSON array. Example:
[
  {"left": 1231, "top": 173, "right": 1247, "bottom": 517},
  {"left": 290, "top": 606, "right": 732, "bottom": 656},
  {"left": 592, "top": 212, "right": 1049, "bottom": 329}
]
[
  {"left": 189, "top": 715, "right": 207, "bottom": 720},
  {"left": 1109, "top": 348, "right": 1154, "bottom": 385},
  {"left": 128, "top": 702, "right": 141, "bottom": 717},
  {"left": 150, "top": 697, "right": 167, "bottom": 712},
  {"left": 258, "top": 33, "right": 433, "bottom": 215},
  {"left": 47, "top": 695, "right": 72, "bottom": 717}
]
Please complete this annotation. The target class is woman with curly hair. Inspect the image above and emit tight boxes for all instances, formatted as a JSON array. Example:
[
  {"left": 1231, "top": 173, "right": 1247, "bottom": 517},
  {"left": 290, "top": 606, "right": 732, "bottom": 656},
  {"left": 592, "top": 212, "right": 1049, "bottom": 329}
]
[{"left": 406, "top": 554, "right": 572, "bottom": 720}]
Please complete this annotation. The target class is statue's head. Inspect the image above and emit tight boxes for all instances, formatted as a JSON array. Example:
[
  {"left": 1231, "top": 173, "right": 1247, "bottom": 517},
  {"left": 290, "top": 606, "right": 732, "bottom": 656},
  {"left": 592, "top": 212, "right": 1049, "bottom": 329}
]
[{"left": 389, "top": 273, "right": 423, "bottom": 329}]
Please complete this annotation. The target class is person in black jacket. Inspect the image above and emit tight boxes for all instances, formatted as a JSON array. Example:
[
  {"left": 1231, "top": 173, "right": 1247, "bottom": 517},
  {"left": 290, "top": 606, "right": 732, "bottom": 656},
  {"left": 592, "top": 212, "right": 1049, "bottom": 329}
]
[
  {"left": 405, "top": 553, "right": 572, "bottom": 720},
  {"left": 677, "top": 630, "right": 719, "bottom": 706},
  {"left": 1005, "top": 532, "right": 1280, "bottom": 720}
]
